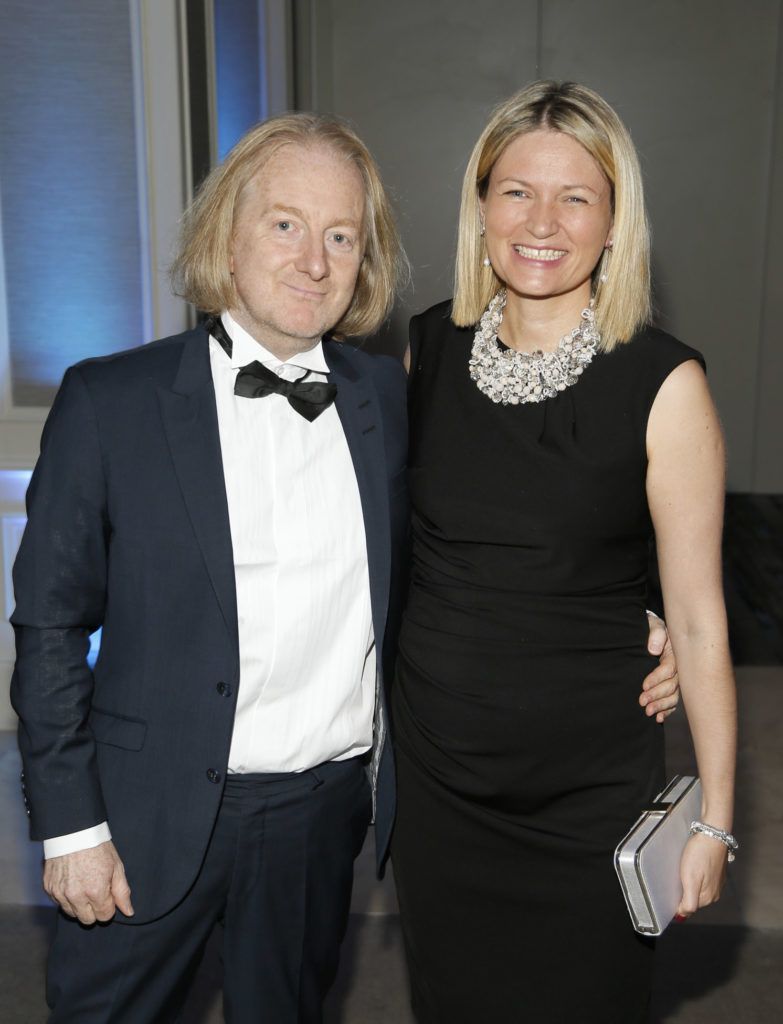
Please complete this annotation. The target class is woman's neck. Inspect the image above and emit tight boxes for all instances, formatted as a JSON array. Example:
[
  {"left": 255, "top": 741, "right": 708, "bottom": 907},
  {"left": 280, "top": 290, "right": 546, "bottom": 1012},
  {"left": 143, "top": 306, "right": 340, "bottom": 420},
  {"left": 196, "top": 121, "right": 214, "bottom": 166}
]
[{"left": 500, "top": 287, "right": 592, "bottom": 354}]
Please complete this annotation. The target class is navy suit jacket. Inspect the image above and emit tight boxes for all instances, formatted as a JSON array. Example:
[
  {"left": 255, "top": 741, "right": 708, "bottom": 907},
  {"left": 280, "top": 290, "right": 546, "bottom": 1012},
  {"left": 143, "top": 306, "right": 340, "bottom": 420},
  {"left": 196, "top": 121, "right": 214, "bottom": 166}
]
[{"left": 11, "top": 325, "right": 409, "bottom": 923}]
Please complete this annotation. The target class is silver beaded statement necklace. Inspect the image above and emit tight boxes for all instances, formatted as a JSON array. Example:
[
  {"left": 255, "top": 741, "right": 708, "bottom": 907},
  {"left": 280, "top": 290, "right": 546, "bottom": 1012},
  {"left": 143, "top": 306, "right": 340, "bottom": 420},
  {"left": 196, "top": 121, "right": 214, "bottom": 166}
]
[{"left": 469, "top": 288, "right": 600, "bottom": 405}]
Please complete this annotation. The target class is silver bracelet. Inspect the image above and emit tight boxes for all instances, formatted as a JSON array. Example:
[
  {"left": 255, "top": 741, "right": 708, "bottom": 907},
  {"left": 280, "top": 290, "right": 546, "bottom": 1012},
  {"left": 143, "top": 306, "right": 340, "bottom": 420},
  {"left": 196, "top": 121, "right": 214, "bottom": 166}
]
[{"left": 689, "top": 820, "right": 738, "bottom": 862}]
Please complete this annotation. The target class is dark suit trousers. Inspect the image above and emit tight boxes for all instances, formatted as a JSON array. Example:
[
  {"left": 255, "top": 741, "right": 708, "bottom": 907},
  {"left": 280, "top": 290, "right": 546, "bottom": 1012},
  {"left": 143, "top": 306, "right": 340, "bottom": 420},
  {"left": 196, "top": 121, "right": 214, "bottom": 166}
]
[{"left": 46, "top": 758, "right": 372, "bottom": 1024}]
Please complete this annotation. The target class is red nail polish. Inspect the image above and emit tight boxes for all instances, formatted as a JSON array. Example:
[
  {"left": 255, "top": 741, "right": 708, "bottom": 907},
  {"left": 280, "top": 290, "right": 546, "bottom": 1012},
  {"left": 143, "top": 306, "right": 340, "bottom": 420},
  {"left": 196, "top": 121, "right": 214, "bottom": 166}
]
[{"left": 674, "top": 914, "right": 686, "bottom": 923}]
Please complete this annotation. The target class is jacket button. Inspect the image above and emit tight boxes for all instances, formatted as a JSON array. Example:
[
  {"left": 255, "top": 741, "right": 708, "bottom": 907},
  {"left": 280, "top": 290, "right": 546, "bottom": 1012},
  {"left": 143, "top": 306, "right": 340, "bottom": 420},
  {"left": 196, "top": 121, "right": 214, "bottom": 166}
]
[
  {"left": 216, "top": 681, "right": 231, "bottom": 697},
  {"left": 206, "top": 768, "right": 222, "bottom": 784}
]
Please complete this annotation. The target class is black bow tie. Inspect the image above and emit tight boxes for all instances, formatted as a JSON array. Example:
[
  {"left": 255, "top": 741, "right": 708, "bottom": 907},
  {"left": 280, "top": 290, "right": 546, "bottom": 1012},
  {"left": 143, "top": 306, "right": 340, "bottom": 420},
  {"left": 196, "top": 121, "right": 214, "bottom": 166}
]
[{"left": 205, "top": 316, "right": 337, "bottom": 423}]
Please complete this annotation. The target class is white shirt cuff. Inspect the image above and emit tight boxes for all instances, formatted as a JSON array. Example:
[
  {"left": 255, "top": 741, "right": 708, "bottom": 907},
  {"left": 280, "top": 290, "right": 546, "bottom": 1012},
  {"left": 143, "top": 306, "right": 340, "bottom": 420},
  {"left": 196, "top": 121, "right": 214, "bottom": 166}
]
[{"left": 43, "top": 822, "right": 112, "bottom": 859}]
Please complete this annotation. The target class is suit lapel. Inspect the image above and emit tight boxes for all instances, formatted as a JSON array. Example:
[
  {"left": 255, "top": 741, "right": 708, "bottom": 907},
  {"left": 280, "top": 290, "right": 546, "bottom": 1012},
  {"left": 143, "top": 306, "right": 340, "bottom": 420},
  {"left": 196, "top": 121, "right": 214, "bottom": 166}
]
[
  {"left": 156, "top": 332, "right": 390, "bottom": 657},
  {"left": 325, "top": 341, "right": 391, "bottom": 647},
  {"left": 157, "top": 329, "right": 238, "bottom": 649}
]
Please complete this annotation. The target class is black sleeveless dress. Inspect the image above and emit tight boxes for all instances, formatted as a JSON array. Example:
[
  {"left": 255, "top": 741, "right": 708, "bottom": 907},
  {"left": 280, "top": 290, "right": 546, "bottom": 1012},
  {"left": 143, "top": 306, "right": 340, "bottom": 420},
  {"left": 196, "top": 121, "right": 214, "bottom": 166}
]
[{"left": 390, "top": 301, "right": 705, "bottom": 1024}]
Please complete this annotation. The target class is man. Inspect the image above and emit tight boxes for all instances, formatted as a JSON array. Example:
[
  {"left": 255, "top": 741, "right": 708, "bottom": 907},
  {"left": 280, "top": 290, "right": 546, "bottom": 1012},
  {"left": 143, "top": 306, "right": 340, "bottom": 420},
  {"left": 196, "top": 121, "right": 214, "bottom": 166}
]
[
  {"left": 11, "top": 113, "right": 408, "bottom": 1022},
  {"left": 11, "top": 112, "right": 677, "bottom": 1022}
]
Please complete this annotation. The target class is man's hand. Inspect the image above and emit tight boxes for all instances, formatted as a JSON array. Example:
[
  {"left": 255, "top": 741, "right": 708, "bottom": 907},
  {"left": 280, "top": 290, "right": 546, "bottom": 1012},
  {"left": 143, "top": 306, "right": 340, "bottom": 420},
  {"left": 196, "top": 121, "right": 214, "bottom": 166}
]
[
  {"left": 640, "top": 611, "right": 680, "bottom": 723},
  {"left": 43, "top": 840, "right": 134, "bottom": 925}
]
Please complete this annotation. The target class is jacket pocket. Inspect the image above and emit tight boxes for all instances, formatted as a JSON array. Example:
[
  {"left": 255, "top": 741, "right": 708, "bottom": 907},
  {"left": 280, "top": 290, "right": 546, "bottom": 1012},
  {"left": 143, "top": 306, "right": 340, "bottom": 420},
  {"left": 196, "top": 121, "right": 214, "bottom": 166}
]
[{"left": 89, "top": 707, "right": 148, "bottom": 751}]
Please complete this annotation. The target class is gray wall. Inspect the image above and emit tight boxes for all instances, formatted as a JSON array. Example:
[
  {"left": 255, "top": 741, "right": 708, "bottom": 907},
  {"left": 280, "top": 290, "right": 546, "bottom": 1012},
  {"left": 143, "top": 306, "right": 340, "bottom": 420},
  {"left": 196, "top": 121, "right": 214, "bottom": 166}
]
[{"left": 299, "top": 0, "right": 782, "bottom": 493}]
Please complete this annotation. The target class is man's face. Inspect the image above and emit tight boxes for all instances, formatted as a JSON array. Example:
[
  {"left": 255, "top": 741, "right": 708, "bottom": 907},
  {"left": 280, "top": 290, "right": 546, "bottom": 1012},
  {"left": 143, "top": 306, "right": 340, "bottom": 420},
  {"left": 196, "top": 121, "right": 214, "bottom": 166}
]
[{"left": 228, "top": 142, "right": 366, "bottom": 358}]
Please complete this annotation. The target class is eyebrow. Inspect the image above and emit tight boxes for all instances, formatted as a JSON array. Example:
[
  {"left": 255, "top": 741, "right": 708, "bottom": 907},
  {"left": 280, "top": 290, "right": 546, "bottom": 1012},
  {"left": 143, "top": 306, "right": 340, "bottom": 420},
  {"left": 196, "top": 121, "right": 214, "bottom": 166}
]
[
  {"left": 270, "top": 204, "right": 306, "bottom": 219},
  {"left": 496, "top": 178, "right": 601, "bottom": 196},
  {"left": 562, "top": 183, "right": 601, "bottom": 195},
  {"left": 270, "top": 203, "right": 362, "bottom": 227}
]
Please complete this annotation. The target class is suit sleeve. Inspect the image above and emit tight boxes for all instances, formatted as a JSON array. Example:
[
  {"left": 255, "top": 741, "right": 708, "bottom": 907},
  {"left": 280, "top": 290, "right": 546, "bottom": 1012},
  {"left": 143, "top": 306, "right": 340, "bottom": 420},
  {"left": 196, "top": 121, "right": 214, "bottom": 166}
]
[
  {"left": 10, "top": 365, "right": 110, "bottom": 840},
  {"left": 369, "top": 354, "right": 410, "bottom": 690},
  {"left": 407, "top": 313, "right": 423, "bottom": 389}
]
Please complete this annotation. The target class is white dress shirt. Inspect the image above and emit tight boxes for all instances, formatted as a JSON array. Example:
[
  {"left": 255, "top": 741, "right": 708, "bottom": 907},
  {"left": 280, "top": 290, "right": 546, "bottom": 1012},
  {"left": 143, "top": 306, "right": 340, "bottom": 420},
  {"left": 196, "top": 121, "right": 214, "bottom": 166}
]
[
  {"left": 43, "top": 312, "right": 375, "bottom": 858},
  {"left": 215, "top": 312, "right": 375, "bottom": 773}
]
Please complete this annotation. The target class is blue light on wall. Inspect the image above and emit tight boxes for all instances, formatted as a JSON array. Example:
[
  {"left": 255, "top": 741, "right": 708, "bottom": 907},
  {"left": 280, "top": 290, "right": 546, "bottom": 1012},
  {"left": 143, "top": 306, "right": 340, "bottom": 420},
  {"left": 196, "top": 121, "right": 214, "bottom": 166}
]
[
  {"left": 0, "top": 470, "right": 33, "bottom": 492},
  {"left": 214, "top": 0, "right": 267, "bottom": 160},
  {"left": 0, "top": 0, "right": 144, "bottom": 407},
  {"left": 1, "top": 470, "right": 32, "bottom": 622},
  {"left": 87, "top": 628, "right": 102, "bottom": 669}
]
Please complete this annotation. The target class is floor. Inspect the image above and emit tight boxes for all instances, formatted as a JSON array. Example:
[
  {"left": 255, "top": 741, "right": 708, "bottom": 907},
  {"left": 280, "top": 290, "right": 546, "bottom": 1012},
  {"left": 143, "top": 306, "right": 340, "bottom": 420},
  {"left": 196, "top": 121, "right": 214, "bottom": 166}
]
[
  {"left": 2, "top": 665, "right": 781, "bottom": 1022},
  {"left": 2, "top": 495, "right": 781, "bottom": 1021}
]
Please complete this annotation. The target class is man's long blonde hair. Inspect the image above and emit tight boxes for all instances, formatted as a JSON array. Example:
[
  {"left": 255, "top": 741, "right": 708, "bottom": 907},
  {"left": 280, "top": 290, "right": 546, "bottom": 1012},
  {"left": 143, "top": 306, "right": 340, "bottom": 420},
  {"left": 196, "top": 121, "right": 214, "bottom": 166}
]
[{"left": 171, "top": 113, "right": 407, "bottom": 338}]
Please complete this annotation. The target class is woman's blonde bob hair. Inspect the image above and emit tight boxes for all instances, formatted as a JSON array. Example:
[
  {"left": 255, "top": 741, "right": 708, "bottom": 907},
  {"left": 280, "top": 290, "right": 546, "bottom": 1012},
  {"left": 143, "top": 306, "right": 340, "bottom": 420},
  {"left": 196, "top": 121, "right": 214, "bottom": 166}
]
[
  {"left": 171, "top": 112, "right": 407, "bottom": 338},
  {"left": 453, "top": 81, "right": 651, "bottom": 350}
]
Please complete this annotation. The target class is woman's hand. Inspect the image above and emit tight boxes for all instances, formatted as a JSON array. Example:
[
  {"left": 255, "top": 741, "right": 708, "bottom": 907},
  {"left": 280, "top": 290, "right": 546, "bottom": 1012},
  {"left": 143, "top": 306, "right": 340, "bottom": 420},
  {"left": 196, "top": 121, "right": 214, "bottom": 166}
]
[{"left": 675, "top": 832, "right": 728, "bottom": 920}]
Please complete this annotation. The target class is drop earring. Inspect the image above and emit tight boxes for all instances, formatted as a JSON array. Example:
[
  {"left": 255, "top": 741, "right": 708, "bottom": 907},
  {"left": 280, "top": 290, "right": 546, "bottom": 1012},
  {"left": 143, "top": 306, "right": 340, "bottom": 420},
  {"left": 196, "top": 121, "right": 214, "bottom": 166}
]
[{"left": 599, "top": 242, "right": 613, "bottom": 283}]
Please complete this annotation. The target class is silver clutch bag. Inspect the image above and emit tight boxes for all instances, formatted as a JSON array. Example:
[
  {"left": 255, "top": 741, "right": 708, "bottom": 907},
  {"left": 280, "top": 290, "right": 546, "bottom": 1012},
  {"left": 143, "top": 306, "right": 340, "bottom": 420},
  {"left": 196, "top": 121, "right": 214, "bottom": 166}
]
[{"left": 614, "top": 775, "right": 701, "bottom": 936}]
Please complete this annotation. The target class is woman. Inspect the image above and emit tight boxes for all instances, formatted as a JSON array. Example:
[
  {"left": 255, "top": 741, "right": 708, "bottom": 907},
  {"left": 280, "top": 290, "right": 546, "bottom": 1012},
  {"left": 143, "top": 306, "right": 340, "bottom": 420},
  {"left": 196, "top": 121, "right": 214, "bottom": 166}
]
[{"left": 391, "top": 81, "right": 737, "bottom": 1023}]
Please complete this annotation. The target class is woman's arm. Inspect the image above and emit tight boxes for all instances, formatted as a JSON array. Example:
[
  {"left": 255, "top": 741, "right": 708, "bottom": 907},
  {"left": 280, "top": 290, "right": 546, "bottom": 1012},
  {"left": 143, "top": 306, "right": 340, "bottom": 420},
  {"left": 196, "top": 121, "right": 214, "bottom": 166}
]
[{"left": 646, "top": 358, "right": 737, "bottom": 917}]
